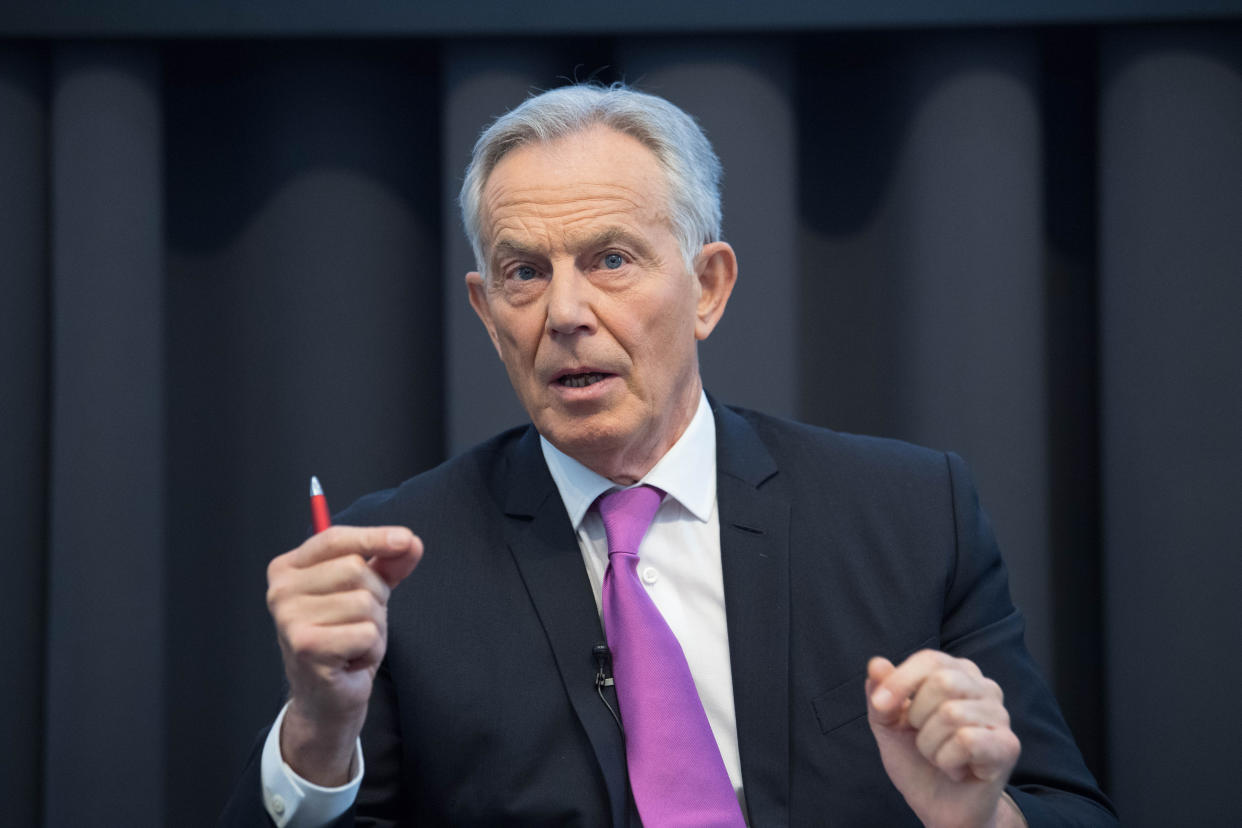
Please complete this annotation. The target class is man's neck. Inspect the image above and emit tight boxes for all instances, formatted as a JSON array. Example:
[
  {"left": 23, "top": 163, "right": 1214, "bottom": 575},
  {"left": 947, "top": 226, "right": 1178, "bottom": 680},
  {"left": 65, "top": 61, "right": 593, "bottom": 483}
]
[
  {"left": 569, "top": 384, "right": 703, "bottom": 485},
  {"left": 539, "top": 390, "right": 715, "bottom": 531}
]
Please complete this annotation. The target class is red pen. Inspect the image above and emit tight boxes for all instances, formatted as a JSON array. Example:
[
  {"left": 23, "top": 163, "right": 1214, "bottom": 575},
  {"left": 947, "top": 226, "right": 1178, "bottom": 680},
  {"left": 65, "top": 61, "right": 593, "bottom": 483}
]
[{"left": 309, "top": 475, "right": 331, "bottom": 534}]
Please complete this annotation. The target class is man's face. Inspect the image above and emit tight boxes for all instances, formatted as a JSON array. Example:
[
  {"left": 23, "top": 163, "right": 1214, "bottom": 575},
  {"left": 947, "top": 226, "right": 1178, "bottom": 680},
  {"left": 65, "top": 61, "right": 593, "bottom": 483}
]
[{"left": 466, "top": 125, "right": 735, "bottom": 483}]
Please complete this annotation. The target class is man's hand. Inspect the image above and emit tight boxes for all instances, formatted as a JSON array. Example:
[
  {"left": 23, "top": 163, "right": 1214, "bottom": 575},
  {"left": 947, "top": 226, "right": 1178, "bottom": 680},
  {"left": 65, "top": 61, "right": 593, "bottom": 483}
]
[
  {"left": 866, "top": 650, "right": 1023, "bottom": 828},
  {"left": 266, "top": 526, "right": 423, "bottom": 785}
]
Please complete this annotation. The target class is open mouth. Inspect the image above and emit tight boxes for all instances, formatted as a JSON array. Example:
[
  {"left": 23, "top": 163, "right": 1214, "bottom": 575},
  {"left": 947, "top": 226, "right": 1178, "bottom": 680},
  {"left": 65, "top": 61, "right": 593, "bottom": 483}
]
[{"left": 557, "top": 372, "right": 610, "bottom": 388}]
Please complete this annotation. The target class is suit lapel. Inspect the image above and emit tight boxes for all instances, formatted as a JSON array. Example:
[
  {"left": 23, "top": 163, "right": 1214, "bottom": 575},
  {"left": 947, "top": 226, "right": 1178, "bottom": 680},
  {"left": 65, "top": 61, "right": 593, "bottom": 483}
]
[
  {"left": 713, "top": 402, "right": 792, "bottom": 826},
  {"left": 499, "top": 428, "right": 630, "bottom": 827}
]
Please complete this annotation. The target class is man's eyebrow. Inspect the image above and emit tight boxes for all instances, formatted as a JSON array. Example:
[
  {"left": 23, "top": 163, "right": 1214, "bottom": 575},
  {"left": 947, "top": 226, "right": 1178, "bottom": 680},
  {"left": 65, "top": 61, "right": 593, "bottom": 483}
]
[
  {"left": 490, "top": 239, "right": 544, "bottom": 260},
  {"left": 491, "top": 228, "right": 656, "bottom": 260},
  {"left": 576, "top": 227, "right": 655, "bottom": 257}
]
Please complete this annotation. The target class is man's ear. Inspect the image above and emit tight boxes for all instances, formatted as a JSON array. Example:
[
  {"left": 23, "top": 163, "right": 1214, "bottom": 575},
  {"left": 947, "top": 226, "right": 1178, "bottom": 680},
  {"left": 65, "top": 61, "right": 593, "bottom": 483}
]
[
  {"left": 693, "top": 242, "right": 738, "bottom": 341},
  {"left": 466, "top": 271, "right": 504, "bottom": 358}
]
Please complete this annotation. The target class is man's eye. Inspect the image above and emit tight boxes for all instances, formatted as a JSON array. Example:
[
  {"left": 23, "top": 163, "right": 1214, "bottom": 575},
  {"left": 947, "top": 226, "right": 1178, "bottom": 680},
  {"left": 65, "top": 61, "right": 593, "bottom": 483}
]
[
  {"left": 512, "top": 265, "right": 538, "bottom": 281},
  {"left": 602, "top": 253, "right": 625, "bottom": 270}
]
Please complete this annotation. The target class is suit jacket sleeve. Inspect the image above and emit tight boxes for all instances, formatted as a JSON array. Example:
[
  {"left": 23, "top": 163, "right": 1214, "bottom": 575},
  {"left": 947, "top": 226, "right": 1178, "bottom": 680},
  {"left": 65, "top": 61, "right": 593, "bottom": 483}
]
[{"left": 940, "top": 452, "right": 1115, "bottom": 826}]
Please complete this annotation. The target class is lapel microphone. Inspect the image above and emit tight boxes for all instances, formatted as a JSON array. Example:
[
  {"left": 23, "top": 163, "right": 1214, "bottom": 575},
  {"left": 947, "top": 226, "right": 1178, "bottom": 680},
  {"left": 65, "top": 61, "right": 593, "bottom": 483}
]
[{"left": 593, "top": 643, "right": 623, "bottom": 731}]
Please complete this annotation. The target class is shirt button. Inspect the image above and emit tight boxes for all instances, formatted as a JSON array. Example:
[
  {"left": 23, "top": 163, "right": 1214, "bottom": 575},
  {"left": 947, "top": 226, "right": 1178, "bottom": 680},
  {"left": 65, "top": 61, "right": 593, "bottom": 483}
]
[
  {"left": 641, "top": 566, "right": 659, "bottom": 584},
  {"left": 270, "top": 794, "right": 286, "bottom": 816}
]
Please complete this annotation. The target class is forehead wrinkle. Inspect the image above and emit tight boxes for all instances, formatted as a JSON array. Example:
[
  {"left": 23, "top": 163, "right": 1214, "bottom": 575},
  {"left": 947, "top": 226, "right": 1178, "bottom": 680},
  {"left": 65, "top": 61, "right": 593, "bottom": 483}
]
[
  {"left": 487, "top": 191, "right": 671, "bottom": 253},
  {"left": 490, "top": 238, "right": 543, "bottom": 261},
  {"left": 485, "top": 154, "right": 668, "bottom": 207},
  {"left": 479, "top": 137, "right": 676, "bottom": 262},
  {"left": 490, "top": 181, "right": 650, "bottom": 218}
]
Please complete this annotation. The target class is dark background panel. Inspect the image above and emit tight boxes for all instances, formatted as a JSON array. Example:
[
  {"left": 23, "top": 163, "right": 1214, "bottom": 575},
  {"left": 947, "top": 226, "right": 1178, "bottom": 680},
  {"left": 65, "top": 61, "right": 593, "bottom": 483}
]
[
  {"left": 1038, "top": 27, "right": 1105, "bottom": 778},
  {"left": 2, "top": 0, "right": 1241, "bottom": 36},
  {"left": 0, "top": 42, "right": 49, "bottom": 828},
  {"left": 43, "top": 43, "right": 166, "bottom": 826},
  {"left": 1099, "top": 27, "right": 1242, "bottom": 826}
]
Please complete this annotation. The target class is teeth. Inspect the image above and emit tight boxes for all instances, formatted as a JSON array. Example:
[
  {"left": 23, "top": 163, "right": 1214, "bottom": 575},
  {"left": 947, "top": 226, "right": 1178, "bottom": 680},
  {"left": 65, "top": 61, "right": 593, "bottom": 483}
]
[{"left": 560, "top": 373, "right": 604, "bottom": 388}]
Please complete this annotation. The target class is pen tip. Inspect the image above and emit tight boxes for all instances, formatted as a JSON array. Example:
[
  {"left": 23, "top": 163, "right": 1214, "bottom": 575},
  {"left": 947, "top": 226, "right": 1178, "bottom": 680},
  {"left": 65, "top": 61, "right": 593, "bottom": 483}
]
[{"left": 310, "top": 475, "right": 323, "bottom": 497}]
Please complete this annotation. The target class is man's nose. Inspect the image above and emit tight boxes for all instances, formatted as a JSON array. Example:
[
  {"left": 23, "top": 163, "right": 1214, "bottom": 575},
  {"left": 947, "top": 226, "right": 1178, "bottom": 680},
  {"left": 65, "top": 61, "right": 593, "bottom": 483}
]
[{"left": 544, "top": 265, "right": 597, "bottom": 335}]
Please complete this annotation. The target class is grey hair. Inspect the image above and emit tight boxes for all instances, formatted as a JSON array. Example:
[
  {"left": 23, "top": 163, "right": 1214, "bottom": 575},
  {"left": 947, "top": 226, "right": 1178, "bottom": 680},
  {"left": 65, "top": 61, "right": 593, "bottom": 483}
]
[{"left": 459, "top": 82, "right": 723, "bottom": 275}]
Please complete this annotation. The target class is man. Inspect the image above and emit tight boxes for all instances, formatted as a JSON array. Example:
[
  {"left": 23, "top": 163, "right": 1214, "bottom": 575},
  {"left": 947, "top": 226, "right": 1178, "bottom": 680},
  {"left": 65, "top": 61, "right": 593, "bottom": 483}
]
[{"left": 222, "top": 83, "right": 1115, "bottom": 826}]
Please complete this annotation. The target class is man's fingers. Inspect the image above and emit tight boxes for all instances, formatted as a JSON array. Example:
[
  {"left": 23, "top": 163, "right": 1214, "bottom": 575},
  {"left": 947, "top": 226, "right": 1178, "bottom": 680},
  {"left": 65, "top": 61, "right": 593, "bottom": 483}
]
[
  {"left": 905, "top": 667, "right": 985, "bottom": 729},
  {"left": 913, "top": 698, "right": 1010, "bottom": 763},
  {"left": 969, "top": 727, "right": 1021, "bottom": 781},
  {"left": 869, "top": 649, "right": 955, "bottom": 725},
  {"left": 283, "top": 619, "right": 386, "bottom": 669},
  {"left": 345, "top": 633, "right": 388, "bottom": 674},
  {"left": 272, "top": 553, "right": 392, "bottom": 602},
  {"left": 269, "top": 526, "right": 422, "bottom": 605},
  {"left": 867, "top": 655, "right": 896, "bottom": 683},
  {"left": 931, "top": 725, "right": 1021, "bottom": 783},
  {"left": 866, "top": 656, "right": 904, "bottom": 725},
  {"left": 288, "top": 525, "right": 420, "bottom": 568},
  {"left": 274, "top": 589, "right": 386, "bottom": 630},
  {"left": 869, "top": 649, "right": 939, "bottom": 718},
  {"left": 370, "top": 533, "right": 423, "bottom": 589},
  {"left": 868, "top": 650, "right": 995, "bottom": 720}
]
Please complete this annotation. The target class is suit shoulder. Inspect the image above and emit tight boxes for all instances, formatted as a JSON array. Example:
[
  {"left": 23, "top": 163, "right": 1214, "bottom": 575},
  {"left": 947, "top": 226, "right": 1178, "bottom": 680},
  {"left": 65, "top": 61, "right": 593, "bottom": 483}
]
[
  {"left": 720, "top": 404, "right": 980, "bottom": 524},
  {"left": 335, "top": 425, "right": 530, "bottom": 527},
  {"left": 725, "top": 404, "right": 949, "bottom": 477}
]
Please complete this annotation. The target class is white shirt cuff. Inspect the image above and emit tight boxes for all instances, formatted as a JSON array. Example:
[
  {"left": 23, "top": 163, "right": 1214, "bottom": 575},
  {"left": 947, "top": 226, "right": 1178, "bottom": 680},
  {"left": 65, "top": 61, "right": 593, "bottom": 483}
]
[{"left": 260, "top": 701, "right": 363, "bottom": 827}]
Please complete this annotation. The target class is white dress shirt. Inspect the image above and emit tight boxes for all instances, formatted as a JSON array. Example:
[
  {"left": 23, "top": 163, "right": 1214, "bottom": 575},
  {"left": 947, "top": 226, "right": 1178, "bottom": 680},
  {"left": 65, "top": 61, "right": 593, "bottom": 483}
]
[
  {"left": 262, "top": 391, "right": 743, "bottom": 825},
  {"left": 539, "top": 390, "right": 744, "bottom": 804}
]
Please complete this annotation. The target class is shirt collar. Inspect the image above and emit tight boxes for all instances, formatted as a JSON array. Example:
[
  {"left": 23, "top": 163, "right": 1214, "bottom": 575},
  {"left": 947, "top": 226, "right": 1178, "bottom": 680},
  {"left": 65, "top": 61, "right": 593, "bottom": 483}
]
[{"left": 539, "top": 390, "right": 717, "bottom": 529}]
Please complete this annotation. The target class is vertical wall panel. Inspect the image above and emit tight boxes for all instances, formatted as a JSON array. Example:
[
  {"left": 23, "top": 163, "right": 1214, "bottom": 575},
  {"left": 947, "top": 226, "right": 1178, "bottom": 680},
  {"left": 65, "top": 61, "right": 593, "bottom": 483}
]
[
  {"left": 0, "top": 44, "right": 48, "bottom": 828},
  {"left": 798, "top": 34, "right": 911, "bottom": 439},
  {"left": 1100, "top": 27, "right": 1242, "bottom": 827},
  {"left": 1040, "top": 28, "right": 1105, "bottom": 780},
  {"left": 163, "top": 43, "right": 443, "bottom": 824},
  {"left": 44, "top": 43, "right": 165, "bottom": 827},
  {"left": 895, "top": 34, "right": 1052, "bottom": 676},
  {"left": 617, "top": 39, "right": 799, "bottom": 418},
  {"left": 801, "top": 33, "right": 1054, "bottom": 676}
]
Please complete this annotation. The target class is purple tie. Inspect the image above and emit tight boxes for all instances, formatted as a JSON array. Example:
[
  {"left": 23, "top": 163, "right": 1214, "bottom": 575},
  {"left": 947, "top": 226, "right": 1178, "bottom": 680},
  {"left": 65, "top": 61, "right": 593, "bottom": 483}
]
[{"left": 598, "top": 486, "right": 746, "bottom": 828}]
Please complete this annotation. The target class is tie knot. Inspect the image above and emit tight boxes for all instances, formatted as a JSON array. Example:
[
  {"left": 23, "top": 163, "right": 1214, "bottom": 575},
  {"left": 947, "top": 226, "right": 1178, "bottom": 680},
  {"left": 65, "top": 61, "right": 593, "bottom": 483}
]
[{"left": 597, "top": 485, "right": 663, "bottom": 556}]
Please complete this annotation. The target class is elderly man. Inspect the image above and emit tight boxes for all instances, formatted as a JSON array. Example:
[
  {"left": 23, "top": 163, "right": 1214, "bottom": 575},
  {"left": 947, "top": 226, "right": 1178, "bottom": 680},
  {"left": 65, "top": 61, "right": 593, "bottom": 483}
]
[{"left": 222, "top": 84, "right": 1115, "bottom": 827}]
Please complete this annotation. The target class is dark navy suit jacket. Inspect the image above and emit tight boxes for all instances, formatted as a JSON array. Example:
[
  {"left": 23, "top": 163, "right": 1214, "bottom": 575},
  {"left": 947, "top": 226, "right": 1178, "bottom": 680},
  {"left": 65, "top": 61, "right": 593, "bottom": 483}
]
[{"left": 221, "top": 401, "right": 1116, "bottom": 826}]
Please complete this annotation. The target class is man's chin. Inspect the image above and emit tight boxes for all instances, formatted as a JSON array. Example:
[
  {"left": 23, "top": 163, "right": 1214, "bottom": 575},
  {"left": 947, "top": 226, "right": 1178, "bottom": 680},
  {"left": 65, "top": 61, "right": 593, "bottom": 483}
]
[
  {"left": 537, "top": 420, "right": 619, "bottom": 456},
  {"left": 535, "top": 410, "right": 627, "bottom": 457}
]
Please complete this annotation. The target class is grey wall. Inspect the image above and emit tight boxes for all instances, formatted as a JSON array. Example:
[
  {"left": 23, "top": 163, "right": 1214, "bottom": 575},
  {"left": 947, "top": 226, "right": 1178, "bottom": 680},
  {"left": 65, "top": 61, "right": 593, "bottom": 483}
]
[{"left": 1100, "top": 29, "right": 1242, "bottom": 825}]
